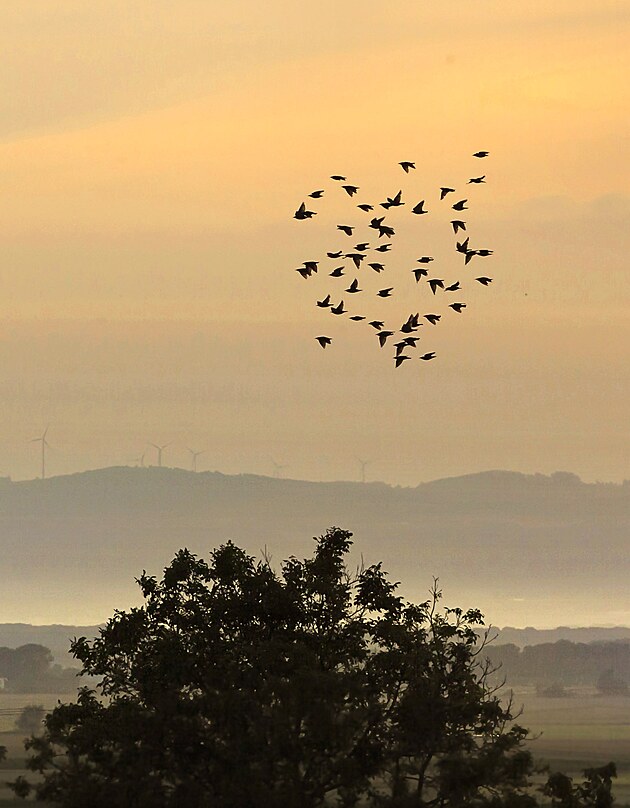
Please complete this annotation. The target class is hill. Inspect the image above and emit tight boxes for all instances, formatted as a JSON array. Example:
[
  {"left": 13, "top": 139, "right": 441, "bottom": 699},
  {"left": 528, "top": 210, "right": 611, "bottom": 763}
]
[{"left": 0, "top": 467, "right": 628, "bottom": 627}]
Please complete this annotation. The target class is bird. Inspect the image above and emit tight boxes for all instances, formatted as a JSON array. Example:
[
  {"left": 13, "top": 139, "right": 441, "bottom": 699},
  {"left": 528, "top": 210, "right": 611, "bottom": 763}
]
[
  {"left": 394, "top": 355, "right": 410, "bottom": 367},
  {"left": 451, "top": 220, "right": 466, "bottom": 233},
  {"left": 417, "top": 256, "right": 434, "bottom": 264},
  {"left": 330, "top": 266, "right": 344, "bottom": 277},
  {"left": 369, "top": 216, "right": 385, "bottom": 230},
  {"left": 354, "top": 242, "right": 370, "bottom": 251},
  {"left": 357, "top": 203, "right": 374, "bottom": 212},
  {"left": 316, "top": 336, "right": 332, "bottom": 349},
  {"left": 346, "top": 278, "right": 361, "bottom": 293},
  {"left": 303, "top": 261, "right": 318, "bottom": 272},
  {"left": 375, "top": 244, "right": 391, "bottom": 252},
  {"left": 473, "top": 151, "right": 489, "bottom": 158},
  {"left": 440, "top": 187, "right": 456, "bottom": 200},
  {"left": 476, "top": 249, "right": 494, "bottom": 257},
  {"left": 317, "top": 294, "right": 331, "bottom": 307},
  {"left": 400, "top": 314, "right": 420, "bottom": 333},
  {"left": 403, "top": 336, "right": 420, "bottom": 347},
  {"left": 369, "top": 320, "right": 384, "bottom": 330},
  {"left": 309, "top": 190, "right": 325, "bottom": 198},
  {"left": 296, "top": 266, "right": 313, "bottom": 279},
  {"left": 399, "top": 161, "right": 415, "bottom": 173},
  {"left": 411, "top": 200, "right": 428, "bottom": 215},
  {"left": 412, "top": 268, "right": 428, "bottom": 282},
  {"left": 444, "top": 281, "right": 461, "bottom": 292},
  {"left": 342, "top": 185, "right": 359, "bottom": 197},
  {"left": 468, "top": 176, "right": 485, "bottom": 184},
  {"left": 350, "top": 315, "right": 365, "bottom": 321},
  {"left": 394, "top": 341, "right": 407, "bottom": 356},
  {"left": 452, "top": 199, "right": 468, "bottom": 211},
  {"left": 456, "top": 238, "right": 470, "bottom": 254},
  {"left": 327, "top": 250, "right": 343, "bottom": 258},
  {"left": 381, "top": 190, "right": 403, "bottom": 209},
  {"left": 331, "top": 300, "right": 346, "bottom": 315},
  {"left": 368, "top": 262, "right": 385, "bottom": 272},
  {"left": 379, "top": 225, "right": 395, "bottom": 238},
  {"left": 464, "top": 250, "right": 478, "bottom": 265},
  {"left": 419, "top": 352, "right": 436, "bottom": 361},
  {"left": 378, "top": 331, "right": 394, "bottom": 347},
  {"left": 428, "top": 278, "right": 444, "bottom": 294},
  {"left": 294, "top": 202, "right": 316, "bottom": 220},
  {"left": 449, "top": 303, "right": 466, "bottom": 313},
  {"left": 345, "top": 253, "right": 365, "bottom": 268},
  {"left": 331, "top": 174, "right": 346, "bottom": 180},
  {"left": 424, "top": 314, "right": 441, "bottom": 325},
  {"left": 476, "top": 276, "right": 492, "bottom": 285},
  {"left": 337, "top": 225, "right": 354, "bottom": 236},
  {"left": 377, "top": 288, "right": 394, "bottom": 297}
]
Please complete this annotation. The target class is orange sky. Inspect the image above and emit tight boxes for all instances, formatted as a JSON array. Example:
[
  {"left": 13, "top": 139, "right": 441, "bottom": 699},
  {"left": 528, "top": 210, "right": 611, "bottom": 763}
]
[{"left": 1, "top": 1, "right": 629, "bottom": 485}]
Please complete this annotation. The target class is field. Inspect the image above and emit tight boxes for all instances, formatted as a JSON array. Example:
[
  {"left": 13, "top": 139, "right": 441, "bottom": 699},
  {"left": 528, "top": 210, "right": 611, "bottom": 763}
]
[{"left": 0, "top": 689, "right": 627, "bottom": 804}]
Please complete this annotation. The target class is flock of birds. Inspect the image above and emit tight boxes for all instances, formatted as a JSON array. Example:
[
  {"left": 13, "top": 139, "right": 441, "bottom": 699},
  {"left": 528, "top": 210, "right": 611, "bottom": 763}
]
[{"left": 293, "top": 152, "right": 493, "bottom": 366}]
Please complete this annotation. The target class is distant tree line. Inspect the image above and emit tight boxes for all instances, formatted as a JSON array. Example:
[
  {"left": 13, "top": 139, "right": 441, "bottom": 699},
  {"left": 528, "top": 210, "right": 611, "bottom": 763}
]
[
  {"left": 0, "top": 644, "right": 79, "bottom": 693},
  {"left": 11, "top": 528, "right": 617, "bottom": 807},
  {"left": 484, "top": 640, "right": 629, "bottom": 690}
]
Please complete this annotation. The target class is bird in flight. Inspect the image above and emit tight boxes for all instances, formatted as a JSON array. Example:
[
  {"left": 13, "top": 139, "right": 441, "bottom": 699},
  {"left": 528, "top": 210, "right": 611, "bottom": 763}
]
[
  {"left": 350, "top": 315, "right": 365, "bottom": 321},
  {"left": 309, "top": 190, "right": 325, "bottom": 198},
  {"left": 428, "top": 278, "right": 444, "bottom": 294},
  {"left": 331, "top": 300, "right": 346, "bottom": 315},
  {"left": 357, "top": 204, "right": 374, "bottom": 212},
  {"left": 444, "top": 281, "right": 461, "bottom": 292},
  {"left": 378, "top": 224, "right": 395, "bottom": 238},
  {"left": 394, "top": 355, "right": 410, "bottom": 367},
  {"left": 317, "top": 294, "right": 331, "bottom": 308},
  {"left": 296, "top": 266, "right": 313, "bottom": 279},
  {"left": 412, "top": 200, "right": 428, "bottom": 215},
  {"left": 316, "top": 336, "right": 332, "bottom": 348},
  {"left": 456, "top": 237, "right": 470, "bottom": 254},
  {"left": 294, "top": 202, "right": 316, "bottom": 220},
  {"left": 354, "top": 242, "right": 370, "bottom": 251},
  {"left": 377, "top": 288, "right": 394, "bottom": 297},
  {"left": 346, "top": 278, "right": 362, "bottom": 293},
  {"left": 468, "top": 176, "right": 485, "bottom": 184},
  {"left": 451, "top": 220, "right": 466, "bottom": 233},
  {"left": 399, "top": 161, "right": 415, "bottom": 173},
  {"left": 419, "top": 352, "right": 436, "bottom": 361},
  {"left": 476, "top": 276, "right": 493, "bottom": 285},
  {"left": 330, "top": 175, "right": 346, "bottom": 181},
  {"left": 375, "top": 244, "right": 391, "bottom": 253},
  {"left": 477, "top": 249, "right": 494, "bottom": 257},
  {"left": 329, "top": 266, "right": 344, "bottom": 277},
  {"left": 303, "top": 261, "right": 318, "bottom": 272},
  {"left": 440, "top": 187, "right": 456, "bottom": 200},
  {"left": 345, "top": 253, "right": 365, "bottom": 268},
  {"left": 327, "top": 250, "right": 343, "bottom": 258},
  {"left": 424, "top": 314, "right": 441, "bottom": 325},
  {"left": 452, "top": 199, "right": 468, "bottom": 211},
  {"left": 369, "top": 320, "right": 384, "bottom": 330},
  {"left": 378, "top": 330, "right": 394, "bottom": 347},
  {"left": 381, "top": 190, "right": 403, "bottom": 209},
  {"left": 413, "top": 268, "right": 428, "bottom": 282},
  {"left": 417, "top": 256, "right": 434, "bottom": 264},
  {"left": 369, "top": 262, "right": 385, "bottom": 273},
  {"left": 342, "top": 185, "right": 359, "bottom": 197},
  {"left": 449, "top": 303, "right": 466, "bottom": 313},
  {"left": 337, "top": 225, "right": 354, "bottom": 236},
  {"left": 473, "top": 151, "right": 489, "bottom": 158}
]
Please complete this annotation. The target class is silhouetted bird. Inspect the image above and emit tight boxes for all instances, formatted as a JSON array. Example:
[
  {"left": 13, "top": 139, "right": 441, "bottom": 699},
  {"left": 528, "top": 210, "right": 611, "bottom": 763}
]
[
  {"left": 394, "top": 341, "right": 407, "bottom": 356},
  {"left": 337, "top": 225, "right": 354, "bottom": 236},
  {"left": 331, "top": 175, "right": 346, "bottom": 180},
  {"left": 419, "top": 352, "right": 436, "bottom": 361},
  {"left": 317, "top": 294, "right": 331, "bottom": 307},
  {"left": 381, "top": 190, "right": 403, "bottom": 209},
  {"left": 424, "top": 314, "right": 441, "bottom": 325},
  {"left": 451, "top": 220, "right": 466, "bottom": 233},
  {"left": 452, "top": 199, "right": 468, "bottom": 211},
  {"left": 476, "top": 276, "right": 492, "bottom": 285},
  {"left": 369, "top": 262, "right": 385, "bottom": 272},
  {"left": 464, "top": 250, "right": 478, "bottom": 265},
  {"left": 294, "top": 202, "right": 316, "bottom": 220},
  {"left": 303, "top": 261, "right": 318, "bottom": 272},
  {"left": 456, "top": 238, "right": 470, "bottom": 254},
  {"left": 440, "top": 187, "right": 456, "bottom": 199},
  {"left": 309, "top": 190, "right": 325, "bottom": 198},
  {"left": 342, "top": 185, "right": 359, "bottom": 197},
  {"left": 369, "top": 320, "right": 384, "bottom": 330},
  {"left": 369, "top": 216, "right": 385, "bottom": 229},
  {"left": 345, "top": 253, "right": 365, "bottom": 268},
  {"left": 394, "top": 355, "right": 410, "bottom": 367},
  {"left": 445, "top": 281, "right": 461, "bottom": 292},
  {"left": 350, "top": 315, "right": 365, "bottom": 321},
  {"left": 346, "top": 278, "right": 361, "bottom": 293},
  {"left": 411, "top": 200, "right": 428, "bottom": 215},
  {"left": 316, "top": 336, "right": 332, "bottom": 348},
  {"left": 327, "top": 250, "right": 343, "bottom": 258},
  {"left": 417, "top": 256, "right": 434, "bottom": 264},
  {"left": 379, "top": 225, "right": 395, "bottom": 238},
  {"left": 403, "top": 336, "right": 419, "bottom": 347},
  {"left": 357, "top": 204, "right": 374, "bottom": 212},
  {"left": 473, "top": 151, "right": 489, "bottom": 158},
  {"left": 449, "top": 303, "right": 466, "bottom": 312},
  {"left": 377, "top": 288, "right": 393, "bottom": 297},
  {"left": 428, "top": 278, "right": 444, "bottom": 294},
  {"left": 330, "top": 266, "right": 344, "bottom": 277},
  {"left": 331, "top": 300, "right": 346, "bottom": 315},
  {"left": 375, "top": 244, "right": 391, "bottom": 252},
  {"left": 477, "top": 249, "right": 494, "bottom": 257},
  {"left": 399, "top": 161, "right": 415, "bottom": 173},
  {"left": 355, "top": 242, "right": 370, "bottom": 251},
  {"left": 378, "top": 331, "right": 394, "bottom": 347},
  {"left": 296, "top": 266, "right": 312, "bottom": 279},
  {"left": 468, "top": 176, "right": 485, "bottom": 184},
  {"left": 413, "top": 268, "right": 428, "bottom": 282}
]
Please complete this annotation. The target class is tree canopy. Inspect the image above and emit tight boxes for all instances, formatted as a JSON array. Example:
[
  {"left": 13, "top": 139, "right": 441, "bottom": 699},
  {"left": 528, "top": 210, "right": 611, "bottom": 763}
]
[{"left": 12, "top": 527, "right": 616, "bottom": 807}]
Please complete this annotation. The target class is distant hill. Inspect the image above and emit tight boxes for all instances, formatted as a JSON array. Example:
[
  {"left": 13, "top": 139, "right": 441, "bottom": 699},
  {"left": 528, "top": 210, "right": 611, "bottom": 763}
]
[{"left": 0, "top": 467, "right": 628, "bottom": 628}]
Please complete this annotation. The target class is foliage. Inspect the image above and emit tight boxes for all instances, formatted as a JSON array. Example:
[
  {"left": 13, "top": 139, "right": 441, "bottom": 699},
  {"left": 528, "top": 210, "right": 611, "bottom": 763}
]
[
  {"left": 9, "top": 528, "right": 616, "bottom": 807},
  {"left": 15, "top": 704, "right": 46, "bottom": 736},
  {"left": 543, "top": 762, "right": 616, "bottom": 808}
]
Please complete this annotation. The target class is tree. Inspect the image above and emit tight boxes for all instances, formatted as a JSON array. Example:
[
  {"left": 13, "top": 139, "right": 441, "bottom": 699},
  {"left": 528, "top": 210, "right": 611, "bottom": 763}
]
[
  {"left": 596, "top": 668, "right": 628, "bottom": 696},
  {"left": 15, "top": 704, "right": 46, "bottom": 736},
  {"left": 10, "top": 528, "right": 615, "bottom": 807}
]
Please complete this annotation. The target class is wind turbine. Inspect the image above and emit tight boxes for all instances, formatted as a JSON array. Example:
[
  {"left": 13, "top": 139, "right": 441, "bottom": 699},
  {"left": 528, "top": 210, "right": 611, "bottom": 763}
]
[
  {"left": 270, "top": 457, "right": 288, "bottom": 479},
  {"left": 356, "top": 457, "right": 371, "bottom": 484},
  {"left": 130, "top": 452, "right": 145, "bottom": 468},
  {"left": 150, "top": 442, "right": 172, "bottom": 468},
  {"left": 187, "top": 448, "right": 205, "bottom": 472},
  {"left": 30, "top": 426, "right": 50, "bottom": 480}
]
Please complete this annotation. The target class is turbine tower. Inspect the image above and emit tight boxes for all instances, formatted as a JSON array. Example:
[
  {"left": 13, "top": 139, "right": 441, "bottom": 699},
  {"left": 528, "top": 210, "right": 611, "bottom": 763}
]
[
  {"left": 187, "top": 448, "right": 205, "bottom": 472},
  {"left": 130, "top": 452, "right": 145, "bottom": 468},
  {"left": 356, "top": 457, "right": 371, "bottom": 484},
  {"left": 30, "top": 426, "right": 50, "bottom": 480},
  {"left": 270, "top": 457, "right": 288, "bottom": 479},
  {"left": 150, "top": 442, "right": 172, "bottom": 468}
]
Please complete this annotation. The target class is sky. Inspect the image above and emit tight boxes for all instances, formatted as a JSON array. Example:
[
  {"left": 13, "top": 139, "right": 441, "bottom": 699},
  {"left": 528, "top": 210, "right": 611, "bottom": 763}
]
[{"left": 1, "top": 1, "right": 629, "bottom": 487}]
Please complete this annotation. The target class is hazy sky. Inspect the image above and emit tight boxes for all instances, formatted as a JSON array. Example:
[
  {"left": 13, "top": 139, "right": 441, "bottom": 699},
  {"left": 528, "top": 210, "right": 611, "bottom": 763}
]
[{"left": 1, "top": 1, "right": 629, "bottom": 485}]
